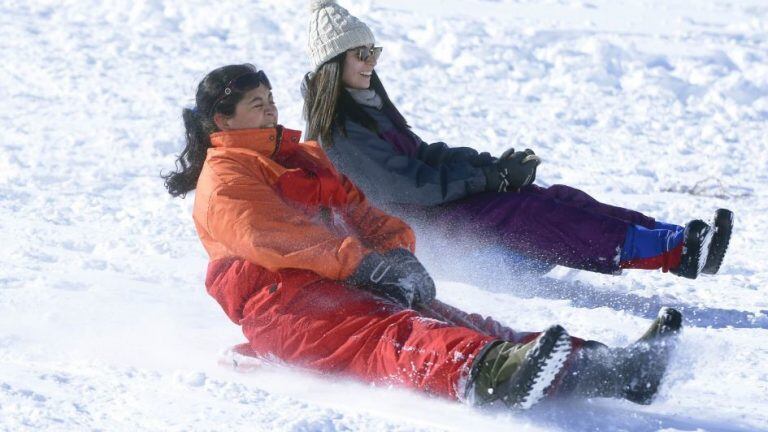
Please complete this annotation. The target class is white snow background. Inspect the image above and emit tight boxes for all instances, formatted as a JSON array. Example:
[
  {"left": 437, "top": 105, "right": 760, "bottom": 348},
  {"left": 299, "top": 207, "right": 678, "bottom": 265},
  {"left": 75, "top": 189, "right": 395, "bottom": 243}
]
[{"left": 1, "top": 0, "right": 767, "bottom": 430}]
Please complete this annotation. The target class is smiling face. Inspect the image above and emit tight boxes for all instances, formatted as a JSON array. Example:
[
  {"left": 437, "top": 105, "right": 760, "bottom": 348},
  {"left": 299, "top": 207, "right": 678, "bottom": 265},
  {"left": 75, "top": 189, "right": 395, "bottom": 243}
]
[
  {"left": 214, "top": 84, "right": 278, "bottom": 130},
  {"left": 342, "top": 45, "right": 377, "bottom": 89}
]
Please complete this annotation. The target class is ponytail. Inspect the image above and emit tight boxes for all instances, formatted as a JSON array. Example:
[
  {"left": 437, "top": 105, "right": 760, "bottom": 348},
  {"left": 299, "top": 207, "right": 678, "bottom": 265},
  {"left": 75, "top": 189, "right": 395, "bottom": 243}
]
[{"left": 162, "top": 108, "right": 213, "bottom": 197}]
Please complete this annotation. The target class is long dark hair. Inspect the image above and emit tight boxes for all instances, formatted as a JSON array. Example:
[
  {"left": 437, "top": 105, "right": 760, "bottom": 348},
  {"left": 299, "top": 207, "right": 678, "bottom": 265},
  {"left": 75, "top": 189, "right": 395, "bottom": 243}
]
[
  {"left": 163, "top": 64, "right": 268, "bottom": 198},
  {"left": 303, "top": 54, "right": 409, "bottom": 147}
]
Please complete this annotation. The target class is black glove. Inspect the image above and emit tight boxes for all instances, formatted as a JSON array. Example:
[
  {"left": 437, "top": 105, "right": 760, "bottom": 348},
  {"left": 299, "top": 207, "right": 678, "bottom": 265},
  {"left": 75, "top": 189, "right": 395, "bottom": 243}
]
[
  {"left": 499, "top": 147, "right": 539, "bottom": 161},
  {"left": 483, "top": 148, "right": 541, "bottom": 192},
  {"left": 348, "top": 248, "right": 436, "bottom": 308}
]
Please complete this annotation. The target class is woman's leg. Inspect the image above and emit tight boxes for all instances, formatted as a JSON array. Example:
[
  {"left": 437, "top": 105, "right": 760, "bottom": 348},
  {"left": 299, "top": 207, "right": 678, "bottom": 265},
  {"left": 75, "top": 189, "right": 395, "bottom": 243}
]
[
  {"left": 210, "top": 262, "right": 679, "bottom": 407},
  {"left": 239, "top": 271, "right": 497, "bottom": 400},
  {"left": 442, "top": 190, "right": 631, "bottom": 274},
  {"left": 441, "top": 185, "right": 686, "bottom": 275},
  {"left": 527, "top": 184, "right": 657, "bottom": 228},
  {"left": 619, "top": 223, "right": 685, "bottom": 272},
  {"left": 417, "top": 299, "right": 538, "bottom": 344},
  {"left": 526, "top": 185, "right": 690, "bottom": 272}
]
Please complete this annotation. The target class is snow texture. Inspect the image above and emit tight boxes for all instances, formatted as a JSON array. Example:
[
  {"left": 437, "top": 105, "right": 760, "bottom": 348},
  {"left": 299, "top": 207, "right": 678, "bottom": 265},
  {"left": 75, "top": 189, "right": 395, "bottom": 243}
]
[{"left": 1, "top": 0, "right": 767, "bottom": 430}]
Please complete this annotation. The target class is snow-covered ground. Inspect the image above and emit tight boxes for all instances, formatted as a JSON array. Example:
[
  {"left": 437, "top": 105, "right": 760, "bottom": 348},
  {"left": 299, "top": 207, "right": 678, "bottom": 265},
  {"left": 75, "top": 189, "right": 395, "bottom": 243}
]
[{"left": 1, "top": 0, "right": 767, "bottom": 430}]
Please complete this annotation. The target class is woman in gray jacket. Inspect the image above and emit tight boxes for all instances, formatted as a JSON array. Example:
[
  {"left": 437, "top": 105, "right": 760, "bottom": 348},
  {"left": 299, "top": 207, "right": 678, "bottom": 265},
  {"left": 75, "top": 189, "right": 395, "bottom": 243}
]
[{"left": 302, "top": 0, "right": 732, "bottom": 280}]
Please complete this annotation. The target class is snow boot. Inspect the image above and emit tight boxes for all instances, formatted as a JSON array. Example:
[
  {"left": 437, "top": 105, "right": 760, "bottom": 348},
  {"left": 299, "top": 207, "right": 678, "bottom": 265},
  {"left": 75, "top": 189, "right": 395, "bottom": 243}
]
[
  {"left": 671, "top": 220, "right": 712, "bottom": 279},
  {"left": 559, "top": 307, "right": 682, "bottom": 405},
  {"left": 468, "top": 325, "right": 572, "bottom": 409},
  {"left": 701, "top": 209, "right": 733, "bottom": 275}
]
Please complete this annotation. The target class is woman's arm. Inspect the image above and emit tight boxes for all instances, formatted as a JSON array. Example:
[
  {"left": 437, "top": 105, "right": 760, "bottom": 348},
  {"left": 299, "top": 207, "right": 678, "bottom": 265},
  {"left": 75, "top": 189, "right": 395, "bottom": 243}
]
[
  {"left": 417, "top": 141, "right": 496, "bottom": 169},
  {"left": 340, "top": 174, "right": 416, "bottom": 253},
  {"left": 205, "top": 174, "right": 369, "bottom": 281},
  {"left": 328, "top": 120, "right": 488, "bottom": 206}
]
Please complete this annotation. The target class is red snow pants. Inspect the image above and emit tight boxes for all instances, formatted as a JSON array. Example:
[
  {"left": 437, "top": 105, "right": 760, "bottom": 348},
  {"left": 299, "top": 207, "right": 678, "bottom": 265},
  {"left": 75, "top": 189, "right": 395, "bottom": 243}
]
[{"left": 207, "top": 258, "right": 570, "bottom": 401}]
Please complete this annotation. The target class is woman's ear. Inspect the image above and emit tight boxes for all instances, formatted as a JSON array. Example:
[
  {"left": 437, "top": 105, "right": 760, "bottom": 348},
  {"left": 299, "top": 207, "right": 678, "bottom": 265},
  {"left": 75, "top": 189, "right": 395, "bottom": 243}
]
[{"left": 213, "top": 113, "right": 230, "bottom": 130}]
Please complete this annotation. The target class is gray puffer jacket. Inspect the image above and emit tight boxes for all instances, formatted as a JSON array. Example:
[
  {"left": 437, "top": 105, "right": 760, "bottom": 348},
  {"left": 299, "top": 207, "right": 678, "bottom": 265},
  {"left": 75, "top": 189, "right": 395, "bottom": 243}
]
[{"left": 323, "top": 105, "right": 494, "bottom": 208}]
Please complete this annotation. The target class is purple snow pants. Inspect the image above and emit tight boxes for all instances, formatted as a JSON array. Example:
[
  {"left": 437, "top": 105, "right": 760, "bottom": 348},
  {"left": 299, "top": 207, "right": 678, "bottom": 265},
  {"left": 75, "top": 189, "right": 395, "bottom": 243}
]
[{"left": 436, "top": 184, "right": 657, "bottom": 275}]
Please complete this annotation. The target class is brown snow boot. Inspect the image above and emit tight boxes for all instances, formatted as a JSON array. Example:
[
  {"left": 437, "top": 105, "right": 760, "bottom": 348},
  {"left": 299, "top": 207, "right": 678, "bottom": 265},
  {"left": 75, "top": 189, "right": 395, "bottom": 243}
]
[{"left": 468, "top": 325, "right": 573, "bottom": 409}]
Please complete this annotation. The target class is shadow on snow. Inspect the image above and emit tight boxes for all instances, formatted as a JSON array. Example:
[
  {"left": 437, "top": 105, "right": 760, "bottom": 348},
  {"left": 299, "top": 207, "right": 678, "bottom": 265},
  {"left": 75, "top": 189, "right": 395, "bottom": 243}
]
[{"left": 419, "top": 240, "right": 766, "bottom": 330}]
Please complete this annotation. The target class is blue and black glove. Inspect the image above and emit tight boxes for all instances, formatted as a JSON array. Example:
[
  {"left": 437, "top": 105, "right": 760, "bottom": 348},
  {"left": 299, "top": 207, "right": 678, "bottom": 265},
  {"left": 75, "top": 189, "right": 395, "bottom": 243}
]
[{"left": 348, "top": 248, "right": 436, "bottom": 308}]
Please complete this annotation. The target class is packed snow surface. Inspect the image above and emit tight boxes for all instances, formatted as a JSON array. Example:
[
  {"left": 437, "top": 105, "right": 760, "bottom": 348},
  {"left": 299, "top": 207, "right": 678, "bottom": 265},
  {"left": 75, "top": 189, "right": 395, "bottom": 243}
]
[{"left": 2, "top": 0, "right": 767, "bottom": 430}]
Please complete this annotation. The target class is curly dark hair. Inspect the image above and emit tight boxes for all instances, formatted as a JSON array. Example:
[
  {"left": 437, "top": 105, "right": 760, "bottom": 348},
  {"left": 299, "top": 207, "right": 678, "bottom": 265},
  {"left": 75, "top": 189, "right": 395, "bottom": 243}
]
[{"left": 163, "top": 64, "right": 269, "bottom": 197}]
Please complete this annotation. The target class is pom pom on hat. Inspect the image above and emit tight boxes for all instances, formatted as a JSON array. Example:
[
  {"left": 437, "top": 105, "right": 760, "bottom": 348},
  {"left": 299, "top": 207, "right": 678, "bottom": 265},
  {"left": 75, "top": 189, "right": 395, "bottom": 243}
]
[
  {"left": 309, "top": 0, "right": 336, "bottom": 12},
  {"left": 307, "top": 0, "right": 375, "bottom": 70}
]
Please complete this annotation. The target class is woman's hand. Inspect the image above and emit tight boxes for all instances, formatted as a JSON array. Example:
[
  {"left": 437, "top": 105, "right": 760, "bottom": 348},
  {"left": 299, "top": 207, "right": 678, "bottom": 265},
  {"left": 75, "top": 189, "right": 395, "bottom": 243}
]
[
  {"left": 483, "top": 148, "right": 541, "bottom": 192},
  {"left": 347, "top": 249, "right": 436, "bottom": 308}
]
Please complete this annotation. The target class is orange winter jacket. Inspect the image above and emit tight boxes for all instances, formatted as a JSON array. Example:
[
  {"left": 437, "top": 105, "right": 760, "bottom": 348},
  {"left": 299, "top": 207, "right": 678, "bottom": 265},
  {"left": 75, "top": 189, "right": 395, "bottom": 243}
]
[{"left": 192, "top": 126, "right": 415, "bottom": 281}]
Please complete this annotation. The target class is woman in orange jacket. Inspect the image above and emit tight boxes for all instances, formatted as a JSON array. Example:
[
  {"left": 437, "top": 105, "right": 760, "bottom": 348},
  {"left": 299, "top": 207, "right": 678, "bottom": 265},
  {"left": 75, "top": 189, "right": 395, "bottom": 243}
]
[{"left": 164, "top": 63, "right": 683, "bottom": 410}]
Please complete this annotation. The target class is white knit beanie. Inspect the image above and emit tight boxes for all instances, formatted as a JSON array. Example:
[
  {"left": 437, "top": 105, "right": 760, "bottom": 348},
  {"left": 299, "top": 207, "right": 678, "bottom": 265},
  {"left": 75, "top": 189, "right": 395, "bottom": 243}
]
[{"left": 308, "top": 0, "right": 375, "bottom": 70}]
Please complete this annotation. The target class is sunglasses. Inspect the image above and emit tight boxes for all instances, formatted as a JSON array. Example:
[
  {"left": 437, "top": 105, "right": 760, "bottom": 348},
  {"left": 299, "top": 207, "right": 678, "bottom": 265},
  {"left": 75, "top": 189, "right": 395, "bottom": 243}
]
[
  {"left": 209, "top": 68, "right": 271, "bottom": 116},
  {"left": 351, "top": 46, "right": 383, "bottom": 63}
]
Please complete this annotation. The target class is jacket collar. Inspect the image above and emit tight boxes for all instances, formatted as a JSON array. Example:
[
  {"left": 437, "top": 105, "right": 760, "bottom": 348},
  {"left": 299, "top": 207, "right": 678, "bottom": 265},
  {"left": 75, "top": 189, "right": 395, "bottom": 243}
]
[{"left": 209, "top": 126, "right": 303, "bottom": 156}]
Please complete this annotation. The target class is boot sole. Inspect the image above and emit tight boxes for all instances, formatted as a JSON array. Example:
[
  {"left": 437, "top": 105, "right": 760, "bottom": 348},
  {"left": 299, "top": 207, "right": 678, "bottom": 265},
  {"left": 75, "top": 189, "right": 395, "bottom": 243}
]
[
  {"left": 674, "top": 220, "right": 711, "bottom": 279},
  {"left": 500, "top": 325, "right": 572, "bottom": 409},
  {"left": 701, "top": 209, "right": 733, "bottom": 274}
]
